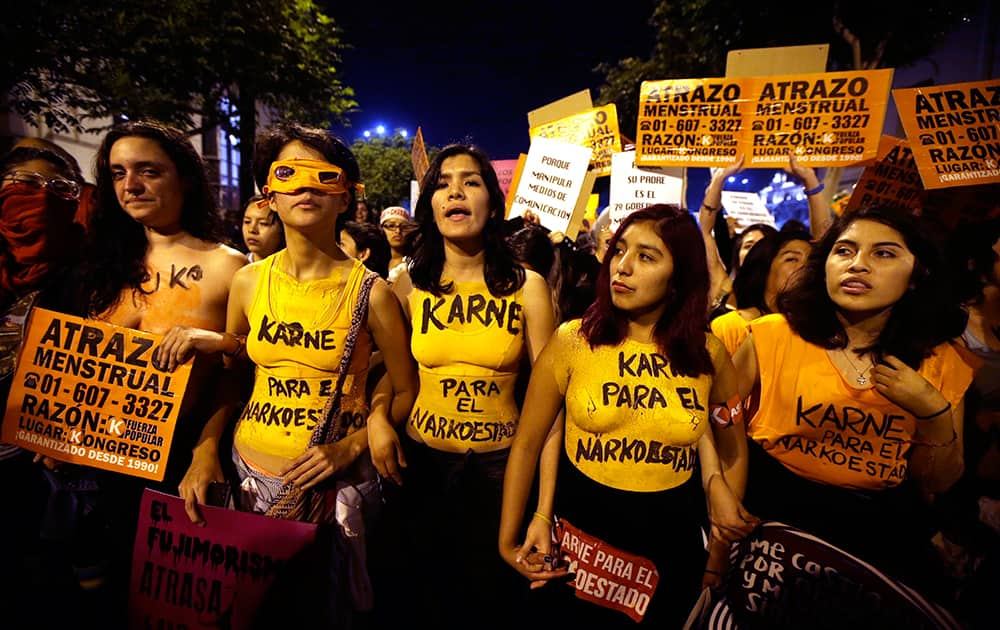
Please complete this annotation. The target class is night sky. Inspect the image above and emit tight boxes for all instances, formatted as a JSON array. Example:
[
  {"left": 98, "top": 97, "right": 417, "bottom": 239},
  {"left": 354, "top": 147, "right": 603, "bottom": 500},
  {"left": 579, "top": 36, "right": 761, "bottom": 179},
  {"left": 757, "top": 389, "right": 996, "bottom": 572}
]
[{"left": 327, "top": 3, "right": 656, "bottom": 161}]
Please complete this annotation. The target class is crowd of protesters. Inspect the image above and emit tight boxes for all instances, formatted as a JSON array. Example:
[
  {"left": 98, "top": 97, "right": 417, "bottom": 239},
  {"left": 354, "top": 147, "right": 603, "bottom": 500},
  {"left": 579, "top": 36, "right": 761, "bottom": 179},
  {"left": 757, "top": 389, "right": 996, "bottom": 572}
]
[{"left": 0, "top": 121, "right": 997, "bottom": 630}]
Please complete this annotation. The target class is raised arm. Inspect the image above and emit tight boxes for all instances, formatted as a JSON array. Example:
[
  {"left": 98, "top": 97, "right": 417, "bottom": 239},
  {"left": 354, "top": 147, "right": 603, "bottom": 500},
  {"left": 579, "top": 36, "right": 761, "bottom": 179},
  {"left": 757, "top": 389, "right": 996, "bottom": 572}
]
[
  {"left": 700, "top": 156, "right": 746, "bottom": 312},
  {"left": 784, "top": 154, "right": 832, "bottom": 239}
]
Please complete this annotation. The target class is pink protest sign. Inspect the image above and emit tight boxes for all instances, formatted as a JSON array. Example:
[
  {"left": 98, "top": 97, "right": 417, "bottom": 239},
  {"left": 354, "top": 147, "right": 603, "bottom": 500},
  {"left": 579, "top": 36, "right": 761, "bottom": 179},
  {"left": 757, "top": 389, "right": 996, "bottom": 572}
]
[
  {"left": 128, "top": 489, "right": 318, "bottom": 629},
  {"left": 492, "top": 159, "right": 520, "bottom": 197}
]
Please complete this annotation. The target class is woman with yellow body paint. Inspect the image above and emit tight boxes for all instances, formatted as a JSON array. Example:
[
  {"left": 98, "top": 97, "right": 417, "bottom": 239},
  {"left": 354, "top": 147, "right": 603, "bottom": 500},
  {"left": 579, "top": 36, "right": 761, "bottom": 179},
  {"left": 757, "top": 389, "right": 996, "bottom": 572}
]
[{"left": 499, "top": 204, "right": 756, "bottom": 628}]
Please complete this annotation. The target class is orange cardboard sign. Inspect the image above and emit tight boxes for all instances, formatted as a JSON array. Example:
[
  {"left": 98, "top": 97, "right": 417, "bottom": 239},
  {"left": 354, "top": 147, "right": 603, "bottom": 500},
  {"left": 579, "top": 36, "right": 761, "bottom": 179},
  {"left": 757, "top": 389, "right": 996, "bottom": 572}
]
[
  {"left": 411, "top": 126, "right": 430, "bottom": 183},
  {"left": 1, "top": 308, "right": 191, "bottom": 481},
  {"left": 529, "top": 104, "right": 623, "bottom": 177},
  {"left": 635, "top": 69, "right": 893, "bottom": 168},
  {"left": 845, "top": 136, "right": 926, "bottom": 214},
  {"left": 892, "top": 79, "right": 1000, "bottom": 190}
]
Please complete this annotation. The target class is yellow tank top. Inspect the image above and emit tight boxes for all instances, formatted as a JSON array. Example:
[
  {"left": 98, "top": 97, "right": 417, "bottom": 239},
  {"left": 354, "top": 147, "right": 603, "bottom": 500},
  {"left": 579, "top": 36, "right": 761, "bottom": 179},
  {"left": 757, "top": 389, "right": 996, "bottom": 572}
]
[
  {"left": 749, "top": 314, "right": 974, "bottom": 490},
  {"left": 406, "top": 280, "right": 525, "bottom": 453},
  {"left": 553, "top": 320, "right": 717, "bottom": 492},
  {"left": 233, "top": 254, "right": 373, "bottom": 460}
]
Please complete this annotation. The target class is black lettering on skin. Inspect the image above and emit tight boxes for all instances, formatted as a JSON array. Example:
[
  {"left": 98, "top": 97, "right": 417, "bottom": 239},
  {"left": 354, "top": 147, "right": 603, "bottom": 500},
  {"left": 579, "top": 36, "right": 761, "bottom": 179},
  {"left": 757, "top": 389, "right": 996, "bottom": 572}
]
[
  {"left": 574, "top": 436, "right": 697, "bottom": 471},
  {"left": 256, "top": 314, "right": 336, "bottom": 350},
  {"left": 408, "top": 406, "right": 515, "bottom": 443},
  {"left": 601, "top": 382, "right": 669, "bottom": 409},
  {"left": 676, "top": 387, "right": 705, "bottom": 411},
  {"left": 421, "top": 297, "right": 447, "bottom": 333}
]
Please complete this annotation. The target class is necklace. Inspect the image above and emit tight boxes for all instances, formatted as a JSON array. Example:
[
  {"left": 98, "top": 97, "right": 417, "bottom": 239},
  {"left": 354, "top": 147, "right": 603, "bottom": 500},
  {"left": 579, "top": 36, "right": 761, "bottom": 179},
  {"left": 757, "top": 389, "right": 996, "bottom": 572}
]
[{"left": 839, "top": 348, "right": 873, "bottom": 386}]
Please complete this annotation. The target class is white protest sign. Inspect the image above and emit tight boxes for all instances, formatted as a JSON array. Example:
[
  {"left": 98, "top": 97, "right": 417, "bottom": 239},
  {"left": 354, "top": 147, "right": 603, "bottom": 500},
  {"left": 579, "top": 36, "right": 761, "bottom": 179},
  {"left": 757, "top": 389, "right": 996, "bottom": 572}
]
[
  {"left": 409, "top": 179, "right": 420, "bottom": 212},
  {"left": 721, "top": 190, "right": 776, "bottom": 231},
  {"left": 508, "top": 136, "right": 591, "bottom": 234},
  {"left": 608, "top": 150, "right": 686, "bottom": 232}
]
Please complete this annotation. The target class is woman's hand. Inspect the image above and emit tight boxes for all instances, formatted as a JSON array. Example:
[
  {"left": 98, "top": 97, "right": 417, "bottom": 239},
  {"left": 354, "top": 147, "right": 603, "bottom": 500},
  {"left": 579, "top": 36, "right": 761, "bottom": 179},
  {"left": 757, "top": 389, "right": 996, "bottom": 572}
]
[
  {"left": 702, "top": 535, "right": 732, "bottom": 591},
  {"left": 178, "top": 447, "right": 224, "bottom": 525},
  {"left": 783, "top": 153, "right": 821, "bottom": 189},
  {"left": 499, "top": 521, "right": 568, "bottom": 589},
  {"left": 872, "top": 355, "right": 946, "bottom": 418},
  {"left": 32, "top": 452, "right": 64, "bottom": 471},
  {"left": 154, "top": 326, "right": 226, "bottom": 372},
  {"left": 709, "top": 155, "right": 747, "bottom": 189},
  {"left": 368, "top": 412, "right": 406, "bottom": 485},
  {"left": 281, "top": 440, "right": 358, "bottom": 490},
  {"left": 707, "top": 472, "right": 758, "bottom": 542}
]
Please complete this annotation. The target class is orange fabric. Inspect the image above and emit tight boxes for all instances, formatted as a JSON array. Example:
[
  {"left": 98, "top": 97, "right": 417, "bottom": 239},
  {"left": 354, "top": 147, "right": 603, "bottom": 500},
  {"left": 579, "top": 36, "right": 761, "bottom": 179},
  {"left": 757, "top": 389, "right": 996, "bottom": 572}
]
[
  {"left": 749, "top": 314, "right": 974, "bottom": 490},
  {"left": 710, "top": 309, "right": 752, "bottom": 357}
]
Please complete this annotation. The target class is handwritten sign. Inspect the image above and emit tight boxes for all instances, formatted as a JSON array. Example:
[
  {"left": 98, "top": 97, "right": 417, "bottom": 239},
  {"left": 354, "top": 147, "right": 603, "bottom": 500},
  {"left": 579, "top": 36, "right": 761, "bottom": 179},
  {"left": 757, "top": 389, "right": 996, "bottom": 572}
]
[
  {"left": 1, "top": 308, "right": 191, "bottom": 481},
  {"left": 698, "top": 521, "right": 961, "bottom": 630},
  {"left": 411, "top": 126, "right": 430, "bottom": 183},
  {"left": 846, "top": 136, "right": 925, "bottom": 214},
  {"left": 721, "top": 191, "right": 776, "bottom": 231},
  {"left": 893, "top": 78, "right": 1000, "bottom": 190},
  {"left": 608, "top": 150, "right": 685, "bottom": 232},
  {"left": 128, "top": 489, "right": 319, "bottom": 629},
  {"left": 508, "top": 137, "right": 592, "bottom": 234},
  {"left": 530, "top": 104, "right": 623, "bottom": 177},
  {"left": 636, "top": 69, "right": 893, "bottom": 168},
  {"left": 557, "top": 518, "right": 659, "bottom": 623}
]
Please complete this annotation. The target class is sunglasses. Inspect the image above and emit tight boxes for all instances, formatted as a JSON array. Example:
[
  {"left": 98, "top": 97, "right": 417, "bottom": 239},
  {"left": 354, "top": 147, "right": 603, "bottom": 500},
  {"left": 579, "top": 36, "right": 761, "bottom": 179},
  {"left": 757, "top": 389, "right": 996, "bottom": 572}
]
[{"left": 1, "top": 170, "right": 81, "bottom": 200}]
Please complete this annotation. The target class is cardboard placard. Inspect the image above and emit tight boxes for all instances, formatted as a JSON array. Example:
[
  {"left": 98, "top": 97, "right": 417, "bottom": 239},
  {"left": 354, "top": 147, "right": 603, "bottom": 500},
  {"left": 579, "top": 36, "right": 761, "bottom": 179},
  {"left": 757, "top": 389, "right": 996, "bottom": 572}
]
[
  {"left": 128, "top": 489, "right": 319, "bottom": 629},
  {"left": 411, "top": 126, "right": 430, "bottom": 183},
  {"left": 892, "top": 78, "right": 1000, "bottom": 189},
  {"left": 608, "top": 150, "right": 686, "bottom": 232},
  {"left": 2, "top": 308, "right": 191, "bottom": 481},
  {"left": 845, "top": 136, "right": 925, "bottom": 214},
  {"left": 508, "top": 137, "right": 593, "bottom": 234},
  {"left": 527, "top": 89, "right": 594, "bottom": 129},
  {"left": 725, "top": 44, "right": 829, "bottom": 78},
  {"left": 636, "top": 69, "right": 894, "bottom": 168},
  {"left": 529, "top": 104, "right": 623, "bottom": 177}
]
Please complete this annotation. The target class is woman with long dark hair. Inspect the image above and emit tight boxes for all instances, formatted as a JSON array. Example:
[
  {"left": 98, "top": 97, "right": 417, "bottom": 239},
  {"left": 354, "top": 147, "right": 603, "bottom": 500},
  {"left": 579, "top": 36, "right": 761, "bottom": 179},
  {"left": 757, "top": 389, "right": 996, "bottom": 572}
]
[
  {"left": 733, "top": 205, "right": 973, "bottom": 588},
  {"left": 500, "top": 204, "right": 755, "bottom": 627},
  {"left": 72, "top": 120, "right": 247, "bottom": 624},
  {"left": 711, "top": 226, "right": 812, "bottom": 356},
  {"left": 382, "top": 143, "right": 559, "bottom": 629}
]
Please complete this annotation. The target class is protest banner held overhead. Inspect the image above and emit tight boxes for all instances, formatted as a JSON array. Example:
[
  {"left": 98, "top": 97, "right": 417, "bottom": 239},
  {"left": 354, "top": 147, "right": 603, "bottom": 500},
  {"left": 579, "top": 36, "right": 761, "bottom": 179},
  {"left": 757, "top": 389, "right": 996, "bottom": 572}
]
[
  {"left": 893, "top": 78, "right": 1000, "bottom": 190},
  {"left": 636, "top": 69, "right": 893, "bottom": 169}
]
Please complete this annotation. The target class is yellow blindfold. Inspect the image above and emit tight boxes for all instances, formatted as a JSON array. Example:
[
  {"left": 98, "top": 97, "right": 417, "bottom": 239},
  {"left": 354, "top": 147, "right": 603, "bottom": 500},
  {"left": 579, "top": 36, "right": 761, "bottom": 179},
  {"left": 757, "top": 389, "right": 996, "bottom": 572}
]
[{"left": 263, "top": 158, "right": 365, "bottom": 198}]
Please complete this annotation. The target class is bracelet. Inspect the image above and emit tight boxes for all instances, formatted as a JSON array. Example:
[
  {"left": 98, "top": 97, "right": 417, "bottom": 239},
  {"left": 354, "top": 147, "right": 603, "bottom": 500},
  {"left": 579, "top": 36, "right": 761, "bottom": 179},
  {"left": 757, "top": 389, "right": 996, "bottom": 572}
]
[
  {"left": 701, "top": 202, "right": 723, "bottom": 212},
  {"left": 910, "top": 428, "right": 958, "bottom": 448},
  {"left": 914, "top": 401, "right": 951, "bottom": 420},
  {"left": 533, "top": 511, "right": 553, "bottom": 526},
  {"left": 804, "top": 183, "right": 825, "bottom": 196},
  {"left": 221, "top": 332, "right": 246, "bottom": 359}
]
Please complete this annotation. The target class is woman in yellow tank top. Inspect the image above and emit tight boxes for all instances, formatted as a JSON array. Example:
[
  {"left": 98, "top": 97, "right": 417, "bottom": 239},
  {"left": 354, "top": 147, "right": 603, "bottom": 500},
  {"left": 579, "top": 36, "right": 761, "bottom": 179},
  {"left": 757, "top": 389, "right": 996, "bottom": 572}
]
[
  {"left": 158, "top": 124, "right": 417, "bottom": 524},
  {"left": 382, "top": 144, "right": 558, "bottom": 629}
]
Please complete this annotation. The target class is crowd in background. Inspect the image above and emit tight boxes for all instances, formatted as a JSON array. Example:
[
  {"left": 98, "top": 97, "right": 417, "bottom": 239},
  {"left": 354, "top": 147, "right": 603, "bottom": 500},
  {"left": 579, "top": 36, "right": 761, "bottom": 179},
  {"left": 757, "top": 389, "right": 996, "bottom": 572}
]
[{"left": 0, "top": 121, "right": 997, "bottom": 630}]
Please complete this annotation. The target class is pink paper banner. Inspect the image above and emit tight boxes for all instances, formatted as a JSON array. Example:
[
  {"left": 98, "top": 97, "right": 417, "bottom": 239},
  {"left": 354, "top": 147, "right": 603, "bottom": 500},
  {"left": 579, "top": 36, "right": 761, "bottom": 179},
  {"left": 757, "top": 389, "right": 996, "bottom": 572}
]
[{"left": 128, "top": 489, "right": 318, "bottom": 629}]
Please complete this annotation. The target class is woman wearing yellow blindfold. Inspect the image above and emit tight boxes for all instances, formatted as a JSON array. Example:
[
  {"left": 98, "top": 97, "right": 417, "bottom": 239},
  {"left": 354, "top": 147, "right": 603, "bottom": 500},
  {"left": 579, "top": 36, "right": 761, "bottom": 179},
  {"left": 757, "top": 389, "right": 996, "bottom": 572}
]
[{"left": 166, "top": 123, "right": 417, "bottom": 626}]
